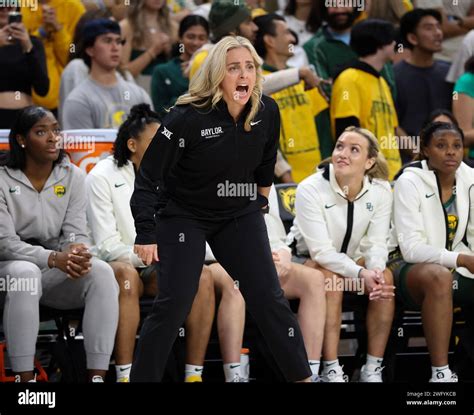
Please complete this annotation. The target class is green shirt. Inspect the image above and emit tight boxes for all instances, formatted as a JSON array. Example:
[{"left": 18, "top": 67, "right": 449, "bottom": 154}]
[
  {"left": 151, "top": 56, "right": 189, "bottom": 120},
  {"left": 454, "top": 72, "right": 474, "bottom": 159}
]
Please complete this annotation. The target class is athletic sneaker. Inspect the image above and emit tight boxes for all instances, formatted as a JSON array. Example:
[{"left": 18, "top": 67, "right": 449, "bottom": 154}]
[
  {"left": 321, "top": 365, "right": 349, "bottom": 382},
  {"left": 230, "top": 374, "right": 246, "bottom": 382},
  {"left": 310, "top": 374, "right": 322, "bottom": 382},
  {"left": 91, "top": 375, "right": 104, "bottom": 383},
  {"left": 185, "top": 374, "right": 203, "bottom": 383},
  {"left": 359, "top": 365, "right": 384, "bottom": 382},
  {"left": 429, "top": 371, "right": 458, "bottom": 383},
  {"left": 117, "top": 376, "right": 129, "bottom": 383}
]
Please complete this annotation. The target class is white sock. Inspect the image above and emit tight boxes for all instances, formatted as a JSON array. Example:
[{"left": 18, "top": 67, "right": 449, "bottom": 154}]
[
  {"left": 365, "top": 354, "right": 384, "bottom": 371},
  {"left": 431, "top": 365, "right": 450, "bottom": 380},
  {"left": 223, "top": 363, "right": 241, "bottom": 382},
  {"left": 116, "top": 364, "right": 132, "bottom": 380},
  {"left": 323, "top": 359, "right": 339, "bottom": 371},
  {"left": 309, "top": 360, "right": 320, "bottom": 376},
  {"left": 185, "top": 364, "right": 203, "bottom": 380}
]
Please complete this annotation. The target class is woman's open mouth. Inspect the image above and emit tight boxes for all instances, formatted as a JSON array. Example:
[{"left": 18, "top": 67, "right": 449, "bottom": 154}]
[{"left": 235, "top": 84, "right": 249, "bottom": 100}]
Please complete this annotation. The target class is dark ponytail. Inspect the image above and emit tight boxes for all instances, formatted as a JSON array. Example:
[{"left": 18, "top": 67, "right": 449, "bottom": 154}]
[{"left": 113, "top": 104, "right": 161, "bottom": 167}]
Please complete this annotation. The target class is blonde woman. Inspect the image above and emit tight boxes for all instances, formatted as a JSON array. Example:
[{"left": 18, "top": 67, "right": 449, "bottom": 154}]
[
  {"left": 130, "top": 36, "right": 312, "bottom": 382},
  {"left": 289, "top": 127, "right": 395, "bottom": 382},
  {"left": 120, "top": 0, "right": 178, "bottom": 90}
]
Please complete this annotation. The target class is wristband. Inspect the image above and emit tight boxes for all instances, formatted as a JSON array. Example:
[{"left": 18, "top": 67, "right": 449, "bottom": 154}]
[{"left": 51, "top": 251, "right": 57, "bottom": 268}]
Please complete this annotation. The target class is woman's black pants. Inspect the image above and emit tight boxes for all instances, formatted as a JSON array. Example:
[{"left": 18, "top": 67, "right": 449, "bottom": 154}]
[{"left": 130, "top": 210, "right": 311, "bottom": 382}]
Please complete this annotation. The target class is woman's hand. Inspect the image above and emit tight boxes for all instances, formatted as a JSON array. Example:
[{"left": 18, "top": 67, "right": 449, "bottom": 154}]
[
  {"left": 134, "top": 244, "right": 159, "bottom": 266},
  {"left": 0, "top": 25, "right": 12, "bottom": 47},
  {"left": 148, "top": 32, "right": 171, "bottom": 58},
  {"left": 359, "top": 268, "right": 395, "bottom": 301},
  {"left": 273, "top": 249, "right": 292, "bottom": 279},
  {"left": 50, "top": 250, "right": 90, "bottom": 279},
  {"left": 457, "top": 253, "right": 474, "bottom": 273},
  {"left": 42, "top": 5, "right": 62, "bottom": 33},
  {"left": 8, "top": 22, "right": 33, "bottom": 52}
]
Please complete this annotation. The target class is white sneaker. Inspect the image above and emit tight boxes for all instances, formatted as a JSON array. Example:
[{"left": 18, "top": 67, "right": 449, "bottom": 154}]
[
  {"left": 429, "top": 371, "right": 458, "bottom": 383},
  {"left": 230, "top": 374, "right": 246, "bottom": 382},
  {"left": 360, "top": 365, "right": 384, "bottom": 383},
  {"left": 91, "top": 375, "right": 104, "bottom": 383},
  {"left": 310, "top": 374, "right": 322, "bottom": 383},
  {"left": 321, "top": 365, "right": 349, "bottom": 382}
]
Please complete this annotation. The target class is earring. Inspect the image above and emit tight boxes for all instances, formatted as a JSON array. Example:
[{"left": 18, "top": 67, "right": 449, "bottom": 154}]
[{"left": 21, "top": 144, "right": 25, "bottom": 148}]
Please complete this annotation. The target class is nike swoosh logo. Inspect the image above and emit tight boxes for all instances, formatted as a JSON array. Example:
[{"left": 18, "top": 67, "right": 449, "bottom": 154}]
[
  {"left": 115, "top": 183, "right": 126, "bottom": 188},
  {"left": 9, "top": 188, "right": 16, "bottom": 193},
  {"left": 250, "top": 120, "right": 262, "bottom": 126},
  {"left": 119, "top": 366, "right": 132, "bottom": 372},
  {"left": 425, "top": 193, "right": 435, "bottom": 199},
  {"left": 325, "top": 204, "right": 336, "bottom": 209},
  {"left": 230, "top": 364, "right": 241, "bottom": 369}
]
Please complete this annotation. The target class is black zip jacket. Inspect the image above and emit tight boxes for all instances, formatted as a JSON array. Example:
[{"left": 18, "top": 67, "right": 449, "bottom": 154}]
[{"left": 131, "top": 94, "right": 280, "bottom": 244}]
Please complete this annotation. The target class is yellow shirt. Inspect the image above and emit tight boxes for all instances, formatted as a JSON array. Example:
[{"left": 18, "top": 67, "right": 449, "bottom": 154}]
[
  {"left": 264, "top": 67, "right": 328, "bottom": 183},
  {"left": 22, "top": 0, "right": 85, "bottom": 110},
  {"left": 189, "top": 48, "right": 209, "bottom": 80},
  {"left": 403, "top": 0, "right": 414, "bottom": 11},
  {"left": 330, "top": 67, "right": 401, "bottom": 180}
]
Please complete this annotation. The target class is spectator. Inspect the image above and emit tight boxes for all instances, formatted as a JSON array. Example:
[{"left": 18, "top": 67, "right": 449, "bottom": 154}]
[
  {"left": 151, "top": 15, "right": 209, "bottom": 119},
  {"left": 447, "top": 29, "right": 474, "bottom": 84},
  {"left": 415, "top": 0, "right": 474, "bottom": 63},
  {"left": 120, "top": 0, "right": 178, "bottom": 93},
  {"left": 395, "top": 9, "right": 453, "bottom": 163},
  {"left": 58, "top": 8, "right": 126, "bottom": 125},
  {"left": 303, "top": 4, "right": 397, "bottom": 103},
  {"left": 424, "top": 109, "right": 459, "bottom": 128},
  {"left": 255, "top": 13, "right": 330, "bottom": 182},
  {"left": 279, "top": 0, "right": 322, "bottom": 68},
  {"left": 62, "top": 19, "right": 152, "bottom": 129},
  {"left": 330, "top": 19, "right": 401, "bottom": 180},
  {"left": 453, "top": 56, "right": 474, "bottom": 160},
  {"left": 0, "top": 106, "right": 119, "bottom": 383},
  {"left": 21, "top": 0, "right": 85, "bottom": 112},
  {"left": 0, "top": 6, "right": 49, "bottom": 128},
  {"left": 82, "top": 0, "right": 128, "bottom": 21}
]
